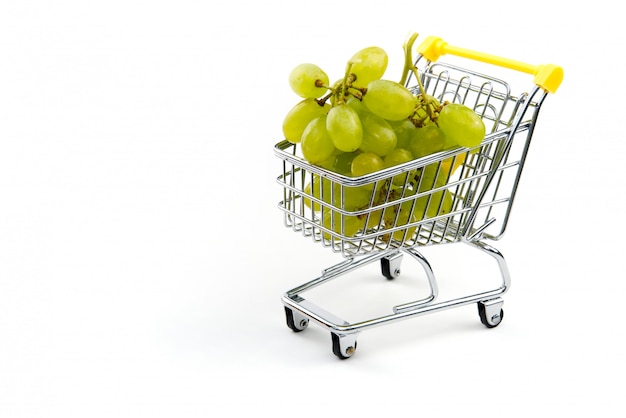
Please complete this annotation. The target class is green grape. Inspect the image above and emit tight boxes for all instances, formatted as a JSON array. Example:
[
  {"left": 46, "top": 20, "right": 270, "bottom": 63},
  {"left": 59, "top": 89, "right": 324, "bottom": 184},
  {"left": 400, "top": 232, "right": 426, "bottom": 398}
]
[
  {"left": 351, "top": 151, "right": 384, "bottom": 177},
  {"left": 384, "top": 148, "right": 414, "bottom": 168},
  {"left": 388, "top": 119, "right": 416, "bottom": 150},
  {"left": 382, "top": 186, "right": 452, "bottom": 242},
  {"left": 358, "top": 111, "right": 397, "bottom": 157},
  {"left": 326, "top": 104, "right": 363, "bottom": 152},
  {"left": 437, "top": 103, "right": 486, "bottom": 149},
  {"left": 346, "top": 96, "right": 367, "bottom": 114},
  {"left": 383, "top": 200, "right": 419, "bottom": 242},
  {"left": 301, "top": 115, "right": 337, "bottom": 165},
  {"left": 409, "top": 124, "right": 446, "bottom": 159},
  {"left": 303, "top": 175, "right": 326, "bottom": 212},
  {"left": 282, "top": 98, "right": 330, "bottom": 143},
  {"left": 414, "top": 189, "right": 453, "bottom": 220},
  {"left": 417, "top": 163, "right": 450, "bottom": 192},
  {"left": 321, "top": 210, "right": 364, "bottom": 240},
  {"left": 364, "top": 208, "right": 384, "bottom": 230},
  {"left": 384, "top": 148, "right": 414, "bottom": 186},
  {"left": 331, "top": 151, "right": 361, "bottom": 176},
  {"left": 412, "top": 165, "right": 454, "bottom": 220},
  {"left": 362, "top": 79, "right": 416, "bottom": 121},
  {"left": 348, "top": 46, "right": 388, "bottom": 87},
  {"left": 340, "top": 184, "right": 374, "bottom": 211},
  {"left": 303, "top": 180, "right": 318, "bottom": 211},
  {"left": 288, "top": 63, "right": 330, "bottom": 99},
  {"left": 303, "top": 175, "right": 328, "bottom": 212},
  {"left": 305, "top": 175, "right": 373, "bottom": 212},
  {"left": 316, "top": 149, "right": 341, "bottom": 171}
]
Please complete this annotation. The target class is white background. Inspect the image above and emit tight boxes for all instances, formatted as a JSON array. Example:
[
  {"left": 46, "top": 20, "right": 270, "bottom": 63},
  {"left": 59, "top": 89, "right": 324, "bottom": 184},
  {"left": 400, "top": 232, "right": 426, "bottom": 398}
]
[{"left": 1, "top": 1, "right": 623, "bottom": 416}]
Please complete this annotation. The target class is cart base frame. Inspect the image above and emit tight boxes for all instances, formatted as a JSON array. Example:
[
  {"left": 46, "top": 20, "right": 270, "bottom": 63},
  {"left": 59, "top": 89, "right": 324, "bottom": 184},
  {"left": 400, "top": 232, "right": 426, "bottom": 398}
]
[{"left": 282, "top": 239, "right": 510, "bottom": 359}]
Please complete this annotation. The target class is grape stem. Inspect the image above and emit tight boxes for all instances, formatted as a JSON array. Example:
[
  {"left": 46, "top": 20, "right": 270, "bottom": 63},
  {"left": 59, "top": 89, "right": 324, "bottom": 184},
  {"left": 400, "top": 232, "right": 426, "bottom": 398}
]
[
  {"left": 336, "top": 62, "right": 355, "bottom": 105},
  {"left": 401, "top": 31, "right": 441, "bottom": 126},
  {"left": 347, "top": 86, "right": 365, "bottom": 100},
  {"left": 400, "top": 32, "right": 418, "bottom": 86},
  {"left": 401, "top": 32, "right": 428, "bottom": 99},
  {"left": 316, "top": 93, "right": 332, "bottom": 106}
]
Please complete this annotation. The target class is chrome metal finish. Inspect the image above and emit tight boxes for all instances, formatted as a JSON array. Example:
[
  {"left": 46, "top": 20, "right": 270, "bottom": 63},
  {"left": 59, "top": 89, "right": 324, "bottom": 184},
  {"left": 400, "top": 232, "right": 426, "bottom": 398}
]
[
  {"left": 281, "top": 241, "right": 510, "bottom": 336},
  {"left": 480, "top": 298, "right": 504, "bottom": 326},
  {"left": 384, "top": 252, "right": 403, "bottom": 279},
  {"left": 332, "top": 333, "right": 358, "bottom": 359},
  {"left": 275, "top": 52, "right": 551, "bottom": 357},
  {"left": 392, "top": 247, "right": 438, "bottom": 313}
]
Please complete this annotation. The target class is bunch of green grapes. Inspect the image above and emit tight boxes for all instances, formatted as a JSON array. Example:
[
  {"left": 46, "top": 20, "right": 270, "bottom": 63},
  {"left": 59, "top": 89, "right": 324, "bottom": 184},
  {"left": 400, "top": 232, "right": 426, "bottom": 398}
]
[{"left": 281, "top": 34, "right": 487, "bottom": 242}]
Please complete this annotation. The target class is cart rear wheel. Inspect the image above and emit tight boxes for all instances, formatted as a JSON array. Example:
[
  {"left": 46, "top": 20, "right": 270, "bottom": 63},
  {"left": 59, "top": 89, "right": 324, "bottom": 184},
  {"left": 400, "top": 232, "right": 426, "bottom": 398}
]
[
  {"left": 331, "top": 333, "right": 357, "bottom": 359},
  {"left": 381, "top": 252, "right": 403, "bottom": 280},
  {"left": 477, "top": 302, "right": 504, "bottom": 328},
  {"left": 285, "top": 307, "right": 309, "bottom": 332}
]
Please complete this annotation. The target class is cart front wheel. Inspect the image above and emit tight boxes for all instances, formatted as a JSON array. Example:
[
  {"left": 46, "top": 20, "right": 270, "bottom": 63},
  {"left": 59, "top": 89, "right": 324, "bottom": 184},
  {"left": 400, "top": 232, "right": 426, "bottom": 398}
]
[
  {"left": 285, "top": 307, "right": 309, "bottom": 332},
  {"left": 331, "top": 333, "right": 358, "bottom": 360},
  {"left": 477, "top": 300, "right": 504, "bottom": 328}
]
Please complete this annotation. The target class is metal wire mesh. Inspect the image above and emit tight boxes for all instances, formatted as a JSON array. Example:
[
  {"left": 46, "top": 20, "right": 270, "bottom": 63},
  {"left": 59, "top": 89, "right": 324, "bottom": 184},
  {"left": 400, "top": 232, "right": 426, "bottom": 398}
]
[{"left": 275, "top": 60, "right": 547, "bottom": 258}]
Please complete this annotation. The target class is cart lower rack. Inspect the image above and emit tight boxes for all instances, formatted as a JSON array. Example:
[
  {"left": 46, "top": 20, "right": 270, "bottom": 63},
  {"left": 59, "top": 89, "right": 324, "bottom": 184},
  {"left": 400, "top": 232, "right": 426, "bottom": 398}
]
[{"left": 275, "top": 36, "right": 563, "bottom": 359}]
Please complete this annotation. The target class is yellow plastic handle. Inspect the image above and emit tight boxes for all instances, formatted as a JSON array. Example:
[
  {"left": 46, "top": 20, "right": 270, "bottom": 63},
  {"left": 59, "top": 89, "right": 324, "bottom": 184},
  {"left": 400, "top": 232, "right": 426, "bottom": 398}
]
[{"left": 416, "top": 36, "right": 563, "bottom": 94}]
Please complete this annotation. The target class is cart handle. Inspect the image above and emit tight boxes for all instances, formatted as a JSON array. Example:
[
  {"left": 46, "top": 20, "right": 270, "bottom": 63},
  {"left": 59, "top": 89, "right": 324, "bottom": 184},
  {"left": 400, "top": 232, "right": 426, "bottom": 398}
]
[{"left": 416, "top": 36, "right": 563, "bottom": 94}]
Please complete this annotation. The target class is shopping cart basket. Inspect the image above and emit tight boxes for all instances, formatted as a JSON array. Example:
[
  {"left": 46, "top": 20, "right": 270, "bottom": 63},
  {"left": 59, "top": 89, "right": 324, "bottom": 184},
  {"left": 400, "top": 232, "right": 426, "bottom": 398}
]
[{"left": 274, "top": 35, "right": 563, "bottom": 359}]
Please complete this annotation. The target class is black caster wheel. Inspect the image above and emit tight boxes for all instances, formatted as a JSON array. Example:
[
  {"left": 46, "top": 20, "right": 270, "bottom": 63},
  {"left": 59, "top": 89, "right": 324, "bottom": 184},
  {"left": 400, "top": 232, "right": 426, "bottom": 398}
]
[
  {"left": 381, "top": 252, "right": 403, "bottom": 280},
  {"left": 331, "top": 333, "right": 358, "bottom": 360},
  {"left": 477, "top": 301, "right": 504, "bottom": 328},
  {"left": 285, "top": 307, "right": 309, "bottom": 332}
]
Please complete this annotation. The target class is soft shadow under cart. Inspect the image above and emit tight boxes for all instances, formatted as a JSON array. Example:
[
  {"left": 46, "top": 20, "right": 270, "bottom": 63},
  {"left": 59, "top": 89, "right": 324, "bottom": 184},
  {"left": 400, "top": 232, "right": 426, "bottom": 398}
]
[{"left": 274, "top": 35, "right": 563, "bottom": 359}]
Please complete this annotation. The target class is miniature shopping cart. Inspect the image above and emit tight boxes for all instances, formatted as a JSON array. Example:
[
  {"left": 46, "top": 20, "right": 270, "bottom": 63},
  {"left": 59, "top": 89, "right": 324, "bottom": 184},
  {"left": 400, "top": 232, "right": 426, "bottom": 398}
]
[{"left": 274, "top": 35, "right": 563, "bottom": 359}]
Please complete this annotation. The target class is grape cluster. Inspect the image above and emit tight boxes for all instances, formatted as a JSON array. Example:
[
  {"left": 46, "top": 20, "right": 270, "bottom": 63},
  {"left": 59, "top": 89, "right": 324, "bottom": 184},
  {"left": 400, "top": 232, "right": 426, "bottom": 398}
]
[{"left": 281, "top": 36, "right": 486, "bottom": 241}]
